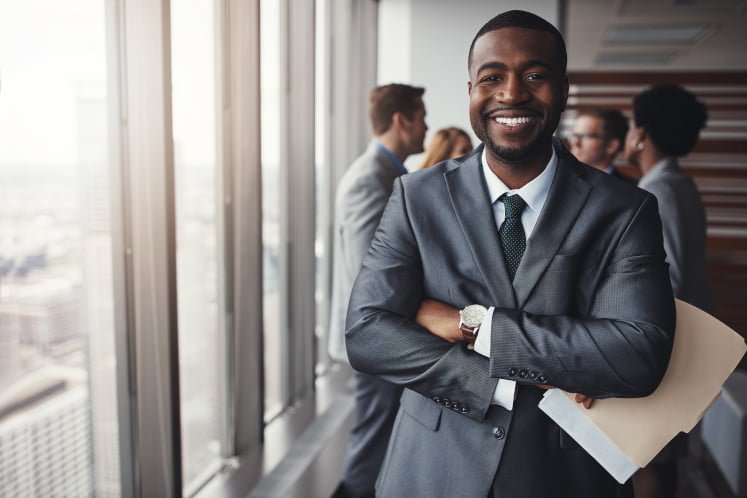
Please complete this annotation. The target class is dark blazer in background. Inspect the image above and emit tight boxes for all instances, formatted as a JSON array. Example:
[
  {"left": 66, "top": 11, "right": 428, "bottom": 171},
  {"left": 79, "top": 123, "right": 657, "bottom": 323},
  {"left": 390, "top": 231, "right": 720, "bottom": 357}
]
[
  {"left": 346, "top": 143, "right": 675, "bottom": 498},
  {"left": 328, "top": 141, "right": 405, "bottom": 495},
  {"left": 638, "top": 157, "right": 711, "bottom": 311}
]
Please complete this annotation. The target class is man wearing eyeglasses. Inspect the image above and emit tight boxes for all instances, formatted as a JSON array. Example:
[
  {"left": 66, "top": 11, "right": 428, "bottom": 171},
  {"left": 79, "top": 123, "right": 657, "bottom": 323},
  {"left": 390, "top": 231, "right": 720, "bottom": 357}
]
[{"left": 569, "top": 109, "right": 636, "bottom": 183}]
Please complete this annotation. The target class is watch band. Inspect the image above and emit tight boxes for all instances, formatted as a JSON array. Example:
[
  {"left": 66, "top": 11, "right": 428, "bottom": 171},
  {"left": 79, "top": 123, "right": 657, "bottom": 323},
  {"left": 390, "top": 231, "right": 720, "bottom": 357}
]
[
  {"left": 459, "top": 304, "right": 487, "bottom": 347},
  {"left": 460, "top": 323, "right": 479, "bottom": 343}
]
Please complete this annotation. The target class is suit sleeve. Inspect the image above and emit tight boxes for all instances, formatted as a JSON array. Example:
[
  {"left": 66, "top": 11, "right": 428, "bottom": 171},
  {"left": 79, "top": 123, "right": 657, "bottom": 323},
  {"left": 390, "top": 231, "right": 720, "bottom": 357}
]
[
  {"left": 346, "top": 178, "right": 499, "bottom": 422},
  {"left": 489, "top": 193, "right": 675, "bottom": 398}
]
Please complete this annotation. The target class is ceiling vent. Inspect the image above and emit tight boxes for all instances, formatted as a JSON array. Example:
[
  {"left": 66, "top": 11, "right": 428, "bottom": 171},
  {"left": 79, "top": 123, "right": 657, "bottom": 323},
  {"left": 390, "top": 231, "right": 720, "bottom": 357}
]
[
  {"left": 594, "top": 51, "right": 680, "bottom": 65},
  {"left": 619, "top": 0, "right": 743, "bottom": 16},
  {"left": 604, "top": 23, "right": 714, "bottom": 45}
]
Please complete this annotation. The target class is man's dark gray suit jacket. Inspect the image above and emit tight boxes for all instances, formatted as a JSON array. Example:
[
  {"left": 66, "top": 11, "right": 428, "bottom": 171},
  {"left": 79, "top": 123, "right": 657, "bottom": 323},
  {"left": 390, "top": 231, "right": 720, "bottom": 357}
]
[{"left": 345, "top": 144, "right": 676, "bottom": 498}]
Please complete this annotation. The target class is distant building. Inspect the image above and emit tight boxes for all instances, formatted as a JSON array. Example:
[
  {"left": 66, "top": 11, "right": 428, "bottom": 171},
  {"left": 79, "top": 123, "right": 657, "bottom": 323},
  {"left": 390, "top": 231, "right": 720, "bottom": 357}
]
[
  {"left": 0, "top": 305, "right": 22, "bottom": 390},
  {"left": 0, "top": 367, "right": 93, "bottom": 497}
]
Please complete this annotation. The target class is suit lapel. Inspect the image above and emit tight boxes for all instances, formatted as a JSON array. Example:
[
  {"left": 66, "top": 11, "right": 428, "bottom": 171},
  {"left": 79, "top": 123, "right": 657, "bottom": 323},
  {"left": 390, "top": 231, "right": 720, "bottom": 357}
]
[
  {"left": 513, "top": 151, "right": 591, "bottom": 307},
  {"left": 445, "top": 150, "right": 517, "bottom": 308}
]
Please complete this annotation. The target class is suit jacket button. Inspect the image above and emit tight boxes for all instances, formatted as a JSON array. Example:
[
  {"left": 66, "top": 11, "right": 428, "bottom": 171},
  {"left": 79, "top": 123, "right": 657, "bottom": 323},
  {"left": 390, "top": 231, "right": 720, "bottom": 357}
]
[
  {"left": 460, "top": 406, "right": 469, "bottom": 414},
  {"left": 451, "top": 401, "right": 461, "bottom": 411},
  {"left": 493, "top": 426, "right": 506, "bottom": 439},
  {"left": 443, "top": 399, "right": 451, "bottom": 408},
  {"left": 519, "top": 369, "right": 528, "bottom": 378},
  {"left": 433, "top": 396, "right": 441, "bottom": 404},
  {"left": 537, "top": 374, "right": 548, "bottom": 383},
  {"left": 528, "top": 371, "right": 538, "bottom": 380},
  {"left": 508, "top": 367, "right": 518, "bottom": 377}
]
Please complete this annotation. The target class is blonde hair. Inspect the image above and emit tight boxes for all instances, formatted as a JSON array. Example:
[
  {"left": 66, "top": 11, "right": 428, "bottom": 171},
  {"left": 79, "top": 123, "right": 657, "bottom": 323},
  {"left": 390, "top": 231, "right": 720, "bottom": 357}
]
[{"left": 419, "top": 127, "right": 473, "bottom": 169}]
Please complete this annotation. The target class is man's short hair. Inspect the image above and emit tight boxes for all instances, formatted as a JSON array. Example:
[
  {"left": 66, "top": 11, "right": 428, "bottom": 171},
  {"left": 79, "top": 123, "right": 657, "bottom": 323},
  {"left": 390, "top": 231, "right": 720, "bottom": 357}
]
[
  {"left": 468, "top": 10, "right": 567, "bottom": 75},
  {"left": 578, "top": 109, "right": 629, "bottom": 147},
  {"left": 369, "top": 84, "right": 425, "bottom": 136},
  {"left": 633, "top": 84, "right": 707, "bottom": 157}
]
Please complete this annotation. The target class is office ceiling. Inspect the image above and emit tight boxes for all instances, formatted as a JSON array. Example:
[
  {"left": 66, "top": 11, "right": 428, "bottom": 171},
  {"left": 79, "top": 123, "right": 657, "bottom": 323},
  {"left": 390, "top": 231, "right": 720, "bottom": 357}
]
[{"left": 565, "top": 0, "right": 747, "bottom": 70}]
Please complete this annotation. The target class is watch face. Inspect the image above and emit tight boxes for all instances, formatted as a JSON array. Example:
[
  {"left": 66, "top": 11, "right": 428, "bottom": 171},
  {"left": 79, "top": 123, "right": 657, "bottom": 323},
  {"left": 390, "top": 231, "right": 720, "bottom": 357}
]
[{"left": 461, "top": 304, "right": 487, "bottom": 328}]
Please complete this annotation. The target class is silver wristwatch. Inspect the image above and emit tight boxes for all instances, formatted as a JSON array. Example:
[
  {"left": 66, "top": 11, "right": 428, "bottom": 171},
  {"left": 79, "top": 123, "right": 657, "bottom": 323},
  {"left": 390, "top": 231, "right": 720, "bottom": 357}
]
[{"left": 459, "top": 304, "right": 487, "bottom": 345}]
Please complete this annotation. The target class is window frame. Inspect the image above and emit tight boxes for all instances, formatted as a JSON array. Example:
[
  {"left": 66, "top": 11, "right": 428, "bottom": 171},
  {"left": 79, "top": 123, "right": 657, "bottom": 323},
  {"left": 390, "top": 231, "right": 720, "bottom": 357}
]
[
  {"left": 105, "top": 0, "right": 379, "bottom": 495},
  {"left": 109, "top": 0, "right": 183, "bottom": 495}
]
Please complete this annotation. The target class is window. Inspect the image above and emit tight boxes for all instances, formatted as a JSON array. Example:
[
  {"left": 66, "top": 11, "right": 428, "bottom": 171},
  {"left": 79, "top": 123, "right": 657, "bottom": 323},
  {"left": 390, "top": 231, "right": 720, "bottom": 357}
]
[
  {"left": 0, "top": 2, "right": 120, "bottom": 496},
  {"left": 315, "top": 0, "right": 332, "bottom": 374},
  {"left": 261, "top": 0, "right": 285, "bottom": 421},
  {"left": 170, "top": 0, "right": 224, "bottom": 491},
  {"left": 0, "top": 1, "right": 376, "bottom": 494}
]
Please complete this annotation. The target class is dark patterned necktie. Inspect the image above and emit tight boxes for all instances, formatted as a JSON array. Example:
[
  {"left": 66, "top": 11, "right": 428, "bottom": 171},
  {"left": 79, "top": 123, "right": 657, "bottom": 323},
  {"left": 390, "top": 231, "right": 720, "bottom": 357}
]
[{"left": 499, "top": 194, "right": 527, "bottom": 281}]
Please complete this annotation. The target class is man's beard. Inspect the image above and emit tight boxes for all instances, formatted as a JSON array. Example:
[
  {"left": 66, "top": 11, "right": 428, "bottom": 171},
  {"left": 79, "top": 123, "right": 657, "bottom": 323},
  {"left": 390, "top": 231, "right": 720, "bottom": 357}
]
[
  {"left": 473, "top": 113, "right": 554, "bottom": 164},
  {"left": 483, "top": 130, "right": 545, "bottom": 163}
]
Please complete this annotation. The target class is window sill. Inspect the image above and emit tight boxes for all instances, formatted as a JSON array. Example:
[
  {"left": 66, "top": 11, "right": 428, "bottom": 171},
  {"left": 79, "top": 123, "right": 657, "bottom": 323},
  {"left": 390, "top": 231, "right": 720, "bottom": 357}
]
[{"left": 197, "top": 364, "right": 355, "bottom": 498}]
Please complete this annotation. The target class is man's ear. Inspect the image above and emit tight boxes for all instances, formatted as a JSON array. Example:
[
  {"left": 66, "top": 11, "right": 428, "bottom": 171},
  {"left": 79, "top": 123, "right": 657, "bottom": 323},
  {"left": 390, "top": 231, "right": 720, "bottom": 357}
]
[
  {"left": 606, "top": 138, "right": 622, "bottom": 157},
  {"left": 391, "top": 111, "right": 403, "bottom": 130},
  {"left": 467, "top": 80, "right": 473, "bottom": 96},
  {"left": 392, "top": 111, "right": 410, "bottom": 132}
]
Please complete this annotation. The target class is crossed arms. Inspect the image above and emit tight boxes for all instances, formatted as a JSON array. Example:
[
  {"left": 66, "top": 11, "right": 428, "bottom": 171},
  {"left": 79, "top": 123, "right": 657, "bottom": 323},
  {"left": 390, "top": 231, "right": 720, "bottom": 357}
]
[{"left": 345, "top": 177, "right": 675, "bottom": 421}]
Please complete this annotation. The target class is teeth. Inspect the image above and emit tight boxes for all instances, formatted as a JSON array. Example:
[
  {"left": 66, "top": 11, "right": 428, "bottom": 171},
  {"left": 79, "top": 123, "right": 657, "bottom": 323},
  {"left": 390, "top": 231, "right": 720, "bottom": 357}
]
[{"left": 494, "top": 116, "right": 532, "bottom": 126}]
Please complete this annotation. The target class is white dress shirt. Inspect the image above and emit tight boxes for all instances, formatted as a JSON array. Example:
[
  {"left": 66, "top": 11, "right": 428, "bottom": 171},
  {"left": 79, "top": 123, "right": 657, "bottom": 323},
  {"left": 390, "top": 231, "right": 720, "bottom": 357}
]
[{"left": 473, "top": 146, "right": 557, "bottom": 410}]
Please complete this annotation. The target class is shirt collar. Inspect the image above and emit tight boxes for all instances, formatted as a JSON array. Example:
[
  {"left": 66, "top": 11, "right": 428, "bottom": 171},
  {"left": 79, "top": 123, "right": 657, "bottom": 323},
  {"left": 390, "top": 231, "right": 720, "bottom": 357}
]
[
  {"left": 480, "top": 146, "right": 557, "bottom": 215},
  {"left": 375, "top": 141, "right": 408, "bottom": 176}
]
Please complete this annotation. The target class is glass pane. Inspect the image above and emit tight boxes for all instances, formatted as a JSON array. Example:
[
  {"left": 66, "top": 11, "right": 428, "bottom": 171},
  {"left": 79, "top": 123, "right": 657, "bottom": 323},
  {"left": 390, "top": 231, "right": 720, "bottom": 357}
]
[
  {"left": 170, "top": 0, "right": 222, "bottom": 490},
  {"left": 261, "top": 0, "right": 284, "bottom": 421},
  {"left": 0, "top": 1, "right": 120, "bottom": 496},
  {"left": 315, "top": 0, "right": 330, "bottom": 374}
]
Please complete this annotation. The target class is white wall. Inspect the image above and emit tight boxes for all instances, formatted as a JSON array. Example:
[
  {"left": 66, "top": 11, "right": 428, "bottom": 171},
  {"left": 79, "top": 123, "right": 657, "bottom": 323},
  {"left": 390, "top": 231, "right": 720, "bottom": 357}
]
[
  {"left": 377, "top": 0, "right": 560, "bottom": 168},
  {"left": 377, "top": 0, "right": 412, "bottom": 84}
]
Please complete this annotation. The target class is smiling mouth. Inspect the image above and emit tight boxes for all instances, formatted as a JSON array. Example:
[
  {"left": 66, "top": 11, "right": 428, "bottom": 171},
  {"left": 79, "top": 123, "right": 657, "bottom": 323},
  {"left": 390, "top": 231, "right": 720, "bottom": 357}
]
[{"left": 492, "top": 116, "right": 535, "bottom": 127}]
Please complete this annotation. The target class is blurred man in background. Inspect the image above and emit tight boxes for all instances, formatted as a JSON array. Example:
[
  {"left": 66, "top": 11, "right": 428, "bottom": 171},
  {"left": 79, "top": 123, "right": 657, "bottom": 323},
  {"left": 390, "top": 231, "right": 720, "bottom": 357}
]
[
  {"left": 329, "top": 83, "right": 427, "bottom": 498},
  {"left": 570, "top": 109, "right": 635, "bottom": 183}
]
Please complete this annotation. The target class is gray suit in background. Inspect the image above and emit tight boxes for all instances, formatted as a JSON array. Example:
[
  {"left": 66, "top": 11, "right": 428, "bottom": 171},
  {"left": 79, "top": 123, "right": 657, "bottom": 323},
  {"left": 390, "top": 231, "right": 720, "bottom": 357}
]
[
  {"left": 329, "top": 141, "right": 405, "bottom": 495},
  {"left": 639, "top": 157, "right": 711, "bottom": 311}
]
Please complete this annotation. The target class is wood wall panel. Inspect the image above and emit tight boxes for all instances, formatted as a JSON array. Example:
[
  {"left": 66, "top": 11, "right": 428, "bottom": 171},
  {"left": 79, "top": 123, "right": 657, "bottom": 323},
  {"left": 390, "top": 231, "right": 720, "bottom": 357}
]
[{"left": 565, "top": 72, "right": 747, "bottom": 361}]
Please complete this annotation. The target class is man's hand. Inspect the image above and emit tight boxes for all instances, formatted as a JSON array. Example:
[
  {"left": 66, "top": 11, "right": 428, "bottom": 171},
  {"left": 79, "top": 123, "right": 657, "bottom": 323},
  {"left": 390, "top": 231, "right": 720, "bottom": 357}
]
[
  {"left": 575, "top": 393, "right": 594, "bottom": 410},
  {"left": 415, "top": 299, "right": 462, "bottom": 343},
  {"left": 536, "top": 385, "right": 594, "bottom": 410}
]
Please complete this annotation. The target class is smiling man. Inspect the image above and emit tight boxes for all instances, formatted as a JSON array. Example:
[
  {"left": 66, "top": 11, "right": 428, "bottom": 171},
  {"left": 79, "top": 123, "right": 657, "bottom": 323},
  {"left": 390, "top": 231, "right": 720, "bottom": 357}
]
[{"left": 345, "top": 10, "right": 675, "bottom": 498}]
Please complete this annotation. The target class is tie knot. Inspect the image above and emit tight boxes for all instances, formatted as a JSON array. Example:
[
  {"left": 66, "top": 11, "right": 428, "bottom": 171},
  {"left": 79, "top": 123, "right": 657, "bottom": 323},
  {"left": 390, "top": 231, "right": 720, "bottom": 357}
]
[{"left": 501, "top": 194, "right": 526, "bottom": 219}]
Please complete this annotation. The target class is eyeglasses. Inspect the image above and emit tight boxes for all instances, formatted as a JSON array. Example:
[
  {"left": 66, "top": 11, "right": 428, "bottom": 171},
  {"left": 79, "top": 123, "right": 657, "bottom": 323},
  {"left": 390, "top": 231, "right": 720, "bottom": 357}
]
[{"left": 570, "top": 132, "right": 607, "bottom": 142}]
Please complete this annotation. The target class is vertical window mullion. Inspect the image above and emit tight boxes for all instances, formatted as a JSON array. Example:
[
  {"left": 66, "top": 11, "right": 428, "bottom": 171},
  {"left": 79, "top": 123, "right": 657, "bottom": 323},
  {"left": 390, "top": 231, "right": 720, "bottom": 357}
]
[
  {"left": 223, "top": 0, "right": 264, "bottom": 454},
  {"left": 214, "top": 0, "right": 235, "bottom": 461},
  {"left": 284, "top": 0, "right": 317, "bottom": 402},
  {"left": 116, "top": 0, "right": 182, "bottom": 495},
  {"left": 107, "top": 0, "right": 136, "bottom": 495}
]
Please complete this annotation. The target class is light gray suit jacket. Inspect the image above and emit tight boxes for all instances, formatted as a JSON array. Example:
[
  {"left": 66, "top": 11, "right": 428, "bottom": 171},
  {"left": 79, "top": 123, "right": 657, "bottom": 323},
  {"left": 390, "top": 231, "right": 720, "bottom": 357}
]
[
  {"left": 328, "top": 141, "right": 406, "bottom": 363},
  {"left": 638, "top": 158, "right": 710, "bottom": 311},
  {"left": 346, "top": 144, "right": 675, "bottom": 497}
]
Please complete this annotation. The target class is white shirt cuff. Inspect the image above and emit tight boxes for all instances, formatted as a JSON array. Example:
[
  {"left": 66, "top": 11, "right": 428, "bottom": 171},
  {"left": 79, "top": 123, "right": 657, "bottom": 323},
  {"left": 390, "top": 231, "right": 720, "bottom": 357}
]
[{"left": 473, "top": 306, "right": 516, "bottom": 411}]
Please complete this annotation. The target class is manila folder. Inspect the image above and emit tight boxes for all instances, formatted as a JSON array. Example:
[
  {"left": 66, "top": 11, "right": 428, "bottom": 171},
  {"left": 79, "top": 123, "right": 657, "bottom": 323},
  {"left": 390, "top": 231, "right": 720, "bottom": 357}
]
[{"left": 538, "top": 299, "right": 747, "bottom": 483}]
